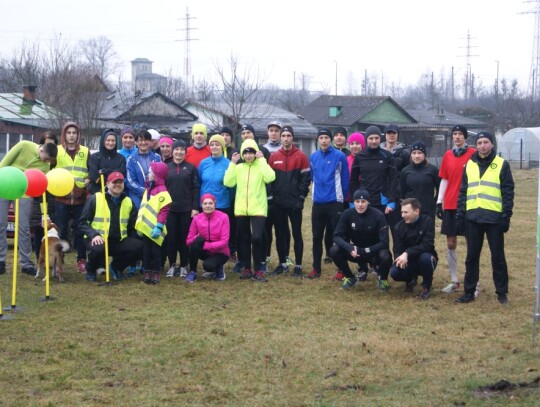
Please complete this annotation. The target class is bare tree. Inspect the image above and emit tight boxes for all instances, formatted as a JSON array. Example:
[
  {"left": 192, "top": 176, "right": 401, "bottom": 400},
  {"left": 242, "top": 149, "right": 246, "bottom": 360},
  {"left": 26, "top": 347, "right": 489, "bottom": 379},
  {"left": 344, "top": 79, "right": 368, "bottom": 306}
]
[
  {"left": 201, "top": 54, "right": 275, "bottom": 132},
  {"left": 79, "top": 36, "right": 122, "bottom": 80}
]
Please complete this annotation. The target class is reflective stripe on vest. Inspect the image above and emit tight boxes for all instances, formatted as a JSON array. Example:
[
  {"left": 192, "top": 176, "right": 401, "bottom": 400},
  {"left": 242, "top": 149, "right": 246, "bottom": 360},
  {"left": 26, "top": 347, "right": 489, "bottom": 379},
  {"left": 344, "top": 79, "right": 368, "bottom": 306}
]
[
  {"left": 89, "top": 193, "right": 132, "bottom": 239},
  {"left": 465, "top": 155, "right": 504, "bottom": 213},
  {"left": 57, "top": 146, "right": 89, "bottom": 188},
  {"left": 135, "top": 190, "right": 172, "bottom": 245}
]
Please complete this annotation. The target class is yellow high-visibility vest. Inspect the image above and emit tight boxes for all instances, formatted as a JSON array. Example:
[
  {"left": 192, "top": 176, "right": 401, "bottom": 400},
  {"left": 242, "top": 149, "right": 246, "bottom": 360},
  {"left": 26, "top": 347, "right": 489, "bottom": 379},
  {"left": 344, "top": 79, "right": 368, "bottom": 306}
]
[
  {"left": 57, "top": 145, "right": 89, "bottom": 188},
  {"left": 89, "top": 193, "right": 132, "bottom": 240},
  {"left": 135, "top": 190, "right": 172, "bottom": 245},
  {"left": 465, "top": 155, "right": 504, "bottom": 213}
]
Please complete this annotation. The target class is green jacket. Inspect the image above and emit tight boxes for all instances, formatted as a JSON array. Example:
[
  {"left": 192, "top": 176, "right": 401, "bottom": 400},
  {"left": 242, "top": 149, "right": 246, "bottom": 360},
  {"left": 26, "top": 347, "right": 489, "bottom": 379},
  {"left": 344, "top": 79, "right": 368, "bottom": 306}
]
[
  {"left": 0, "top": 141, "right": 50, "bottom": 173},
  {"left": 223, "top": 139, "right": 275, "bottom": 217}
]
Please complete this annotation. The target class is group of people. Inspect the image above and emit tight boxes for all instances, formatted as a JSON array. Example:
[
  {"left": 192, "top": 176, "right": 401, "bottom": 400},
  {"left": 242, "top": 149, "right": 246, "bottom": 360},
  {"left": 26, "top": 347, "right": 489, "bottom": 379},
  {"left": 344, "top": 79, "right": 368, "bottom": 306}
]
[{"left": 0, "top": 120, "right": 514, "bottom": 303}]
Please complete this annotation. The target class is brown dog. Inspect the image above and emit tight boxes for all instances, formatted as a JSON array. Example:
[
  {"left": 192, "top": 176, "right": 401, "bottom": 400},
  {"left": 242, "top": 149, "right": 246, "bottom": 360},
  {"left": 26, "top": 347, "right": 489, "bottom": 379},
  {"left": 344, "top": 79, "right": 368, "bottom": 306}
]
[{"left": 35, "top": 221, "right": 70, "bottom": 282}]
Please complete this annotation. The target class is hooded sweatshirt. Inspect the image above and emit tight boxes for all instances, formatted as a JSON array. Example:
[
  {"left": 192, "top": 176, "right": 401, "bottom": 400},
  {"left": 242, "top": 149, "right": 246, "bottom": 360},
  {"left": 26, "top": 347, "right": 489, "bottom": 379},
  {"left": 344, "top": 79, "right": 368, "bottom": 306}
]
[
  {"left": 145, "top": 161, "right": 170, "bottom": 224},
  {"left": 88, "top": 129, "right": 126, "bottom": 194},
  {"left": 55, "top": 122, "right": 89, "bottom": 205},
  {"left": 223, "top": 139, "right": 276, "bottom": 217}
]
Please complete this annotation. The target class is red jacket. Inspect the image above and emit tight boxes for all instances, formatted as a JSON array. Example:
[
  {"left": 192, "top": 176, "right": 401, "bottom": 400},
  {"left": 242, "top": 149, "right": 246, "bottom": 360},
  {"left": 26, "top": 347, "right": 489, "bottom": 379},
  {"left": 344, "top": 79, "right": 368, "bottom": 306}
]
[{"left": 185, "top": 145, "right": 211, "bottom": 169}]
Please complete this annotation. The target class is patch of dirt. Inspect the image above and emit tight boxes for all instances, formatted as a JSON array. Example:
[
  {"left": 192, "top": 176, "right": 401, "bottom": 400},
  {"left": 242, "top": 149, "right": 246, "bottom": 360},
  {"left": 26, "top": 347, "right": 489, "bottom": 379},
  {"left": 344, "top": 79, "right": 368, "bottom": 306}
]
[{"left": 473, "top": 377, "right": 540, "bottom": 399}]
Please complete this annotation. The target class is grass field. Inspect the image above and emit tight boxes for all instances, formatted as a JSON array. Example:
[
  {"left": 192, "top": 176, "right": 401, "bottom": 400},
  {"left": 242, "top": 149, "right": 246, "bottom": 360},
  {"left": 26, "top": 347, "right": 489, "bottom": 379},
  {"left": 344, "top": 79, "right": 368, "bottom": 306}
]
[{"left": 0, "top": 170, "right": 539, "bottom": 406}]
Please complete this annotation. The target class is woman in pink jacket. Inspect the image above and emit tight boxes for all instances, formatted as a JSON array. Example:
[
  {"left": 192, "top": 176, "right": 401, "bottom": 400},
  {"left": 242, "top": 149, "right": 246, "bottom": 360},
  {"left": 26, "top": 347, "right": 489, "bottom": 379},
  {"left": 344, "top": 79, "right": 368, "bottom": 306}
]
[{"left": 185, "top": 193, "right": 230, "bottom": 282}]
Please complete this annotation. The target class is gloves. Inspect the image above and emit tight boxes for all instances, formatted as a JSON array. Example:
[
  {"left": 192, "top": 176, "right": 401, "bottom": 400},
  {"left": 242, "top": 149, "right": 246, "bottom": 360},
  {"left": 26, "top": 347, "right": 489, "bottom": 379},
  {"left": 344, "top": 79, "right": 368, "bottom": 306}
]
[
  {"left": 499, "top": 217, "right": 510, "bottom": 233},
  {"left": 436, "top": 203, "right": 443, "bottom": 220},
  {"left": 191, "top": 235, "right": 205, "bottom": 251},
  {"left": 151, "top": 223, "right": 164, "bottom": 239},
  {"left": 294, "top": 199, "right": 305, "bottom": 210}
]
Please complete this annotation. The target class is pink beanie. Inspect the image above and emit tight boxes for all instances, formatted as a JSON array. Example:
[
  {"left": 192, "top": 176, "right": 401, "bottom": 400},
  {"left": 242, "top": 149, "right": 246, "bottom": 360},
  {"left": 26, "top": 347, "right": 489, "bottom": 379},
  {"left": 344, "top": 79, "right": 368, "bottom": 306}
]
[
  {"left": 348, "top": 132, "right": 366, "bottom": 149},
  {"left": 159, "top": 137, "right": 174, "bottom": 146},
  {"left": 200, "top": 193, "right": 216, "bottom": 204}
]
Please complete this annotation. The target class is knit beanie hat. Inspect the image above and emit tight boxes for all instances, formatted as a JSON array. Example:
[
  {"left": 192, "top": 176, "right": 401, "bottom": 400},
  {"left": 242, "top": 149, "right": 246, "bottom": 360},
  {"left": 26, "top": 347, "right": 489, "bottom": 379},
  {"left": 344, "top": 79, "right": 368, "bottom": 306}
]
[
  {"left": 334, "top": 126, "right": 347, "bottom": 137},
  {"left": 200, "top": 193, "right": 216, "bottom": 204},
  {"left": 159, "top": 137, "right": 174, "bottom": 146},
  {"left": 317, "top": 128, "right": 332, "bottom": 137},
  {"left": 348, "top": 132, "right": 365, "bottom": 149},
  {"left": 172, "top": 139, "right": 187, "bottom": 150},
  {"left": 220, "top": 126, "right": 234, "bottom": 137},
  {"left": 281, "top": 125, "right": 294, "bottom": 137},
  {"left": 209, "top": 134, "right": 226, "bottom": 152},
  {"left": 365, "top": 126, "right": 381, "bottom": 138},
  {"left": 410, "top": 141, "right": 427, "bottom": 155},
  {"left": 192, "top": 123, "right": 208, "bottom": 139},
  {"left": 121, "top": 126, "right": 134, "bottom": 136},
  {"left": 241, "top": 124, "right": 256, "bottom": 134},
  {"left": 476, "top": 131, "right": 494, "bottom": 144},
  {"left": 451, "top": 125, "right": 468, "bottom": 137},
  {"left": 353, "top": 189, "right": 370, "bottom": 201}
]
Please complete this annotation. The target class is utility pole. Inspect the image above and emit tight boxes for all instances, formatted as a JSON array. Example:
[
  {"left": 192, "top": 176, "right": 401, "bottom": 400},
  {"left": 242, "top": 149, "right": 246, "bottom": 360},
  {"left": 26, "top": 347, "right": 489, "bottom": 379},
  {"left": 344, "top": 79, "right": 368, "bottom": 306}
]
[
  {"left": 495, "top": 60, "right": 500, "bottom": 100},
  {"left": 334, "top": 60, "right": 338, "bottom": 96},
  {"left": 458, "top": 29, "right": 478, "bottom": 100},
  {"left": 522, "top": 0, "right": 540, "bottom": 100},
  {"left": 178, "top": 7, "right": 198, "bottom": 90}
]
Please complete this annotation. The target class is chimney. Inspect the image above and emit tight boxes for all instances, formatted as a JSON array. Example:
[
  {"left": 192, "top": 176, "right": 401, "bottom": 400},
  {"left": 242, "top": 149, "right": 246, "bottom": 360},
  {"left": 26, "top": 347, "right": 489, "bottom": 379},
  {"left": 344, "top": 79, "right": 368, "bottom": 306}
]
[{"left": 23, "top": 84, "right": 37, "bottom": 103}]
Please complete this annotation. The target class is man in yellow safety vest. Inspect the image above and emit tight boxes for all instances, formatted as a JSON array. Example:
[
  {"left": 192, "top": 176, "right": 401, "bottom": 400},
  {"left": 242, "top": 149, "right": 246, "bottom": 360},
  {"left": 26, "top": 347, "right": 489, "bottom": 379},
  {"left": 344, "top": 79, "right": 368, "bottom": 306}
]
[
  {"left": 78, "top": 172, "right": 142, "bottom": 282},
  {"left": 455, "top": 131, "right": 514, "bottom": 304}
]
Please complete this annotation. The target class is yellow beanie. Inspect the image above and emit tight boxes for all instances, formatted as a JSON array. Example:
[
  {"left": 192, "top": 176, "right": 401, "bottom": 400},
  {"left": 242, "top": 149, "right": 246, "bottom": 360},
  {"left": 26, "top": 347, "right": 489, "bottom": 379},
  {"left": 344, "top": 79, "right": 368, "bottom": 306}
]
[
  {"left": 209, "top": 134, "right": 226, "bottom": 152},
  {"left": 191, "top": 123, "right": 207, "bottom": 140}
]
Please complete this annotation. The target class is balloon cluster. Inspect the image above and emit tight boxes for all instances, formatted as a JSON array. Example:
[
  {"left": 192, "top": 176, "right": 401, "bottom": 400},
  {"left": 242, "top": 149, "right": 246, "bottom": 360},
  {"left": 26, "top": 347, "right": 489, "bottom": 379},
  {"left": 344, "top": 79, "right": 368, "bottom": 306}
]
[{"left": 0, "top": 167, "right": 74, "bottom": 200}]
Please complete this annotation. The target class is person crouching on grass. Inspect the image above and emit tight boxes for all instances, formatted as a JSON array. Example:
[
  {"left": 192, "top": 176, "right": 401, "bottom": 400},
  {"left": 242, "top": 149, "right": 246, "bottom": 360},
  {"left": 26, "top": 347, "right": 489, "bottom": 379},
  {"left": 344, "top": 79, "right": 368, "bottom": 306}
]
[
  {"left": 224, "top": 139, "right": 276, "bottom": 282},
  {"left": 135, "top": 162, "right": 171, "bottom": 284},
  {"left": 185, "top": 194, "right": 230, "bottom": 282},
  {"left": 390, "top": 198, "right": 438, "bottom": 300}
]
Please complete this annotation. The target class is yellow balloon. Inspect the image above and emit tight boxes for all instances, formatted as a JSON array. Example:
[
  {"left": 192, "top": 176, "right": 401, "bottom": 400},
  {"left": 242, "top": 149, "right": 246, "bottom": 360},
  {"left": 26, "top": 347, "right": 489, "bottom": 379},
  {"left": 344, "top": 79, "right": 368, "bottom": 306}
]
[{"left": 46, "top": 168, "right": 75, "bottom": 197}]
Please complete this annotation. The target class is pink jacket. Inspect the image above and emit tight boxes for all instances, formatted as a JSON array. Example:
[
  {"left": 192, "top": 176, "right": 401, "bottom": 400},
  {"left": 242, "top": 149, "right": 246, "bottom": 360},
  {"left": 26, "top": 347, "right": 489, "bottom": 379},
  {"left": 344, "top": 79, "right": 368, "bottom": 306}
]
[{"left": 186, "top": 210, "right": 230, "bottom": 257}]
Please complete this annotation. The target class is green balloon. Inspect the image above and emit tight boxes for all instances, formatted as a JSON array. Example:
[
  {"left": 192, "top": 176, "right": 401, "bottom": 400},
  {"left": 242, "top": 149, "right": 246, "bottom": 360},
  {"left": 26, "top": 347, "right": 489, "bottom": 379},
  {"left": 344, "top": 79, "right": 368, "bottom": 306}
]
[{"left": 0, "top": 166, "right": 29, "bottom": 200}]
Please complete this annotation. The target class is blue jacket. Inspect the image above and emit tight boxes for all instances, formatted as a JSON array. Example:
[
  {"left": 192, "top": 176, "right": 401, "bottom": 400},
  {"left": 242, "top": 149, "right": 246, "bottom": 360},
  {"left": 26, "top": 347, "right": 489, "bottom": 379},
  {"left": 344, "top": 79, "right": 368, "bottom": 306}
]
[
  {"left": 198, "top": 155, "right": 231, "bottom": 209},
  {"left": 309, "top": 146, "right": 349, "bottom": 204},
  {"left": 125, "top": 149, "right": 161, "bottom": 208}
]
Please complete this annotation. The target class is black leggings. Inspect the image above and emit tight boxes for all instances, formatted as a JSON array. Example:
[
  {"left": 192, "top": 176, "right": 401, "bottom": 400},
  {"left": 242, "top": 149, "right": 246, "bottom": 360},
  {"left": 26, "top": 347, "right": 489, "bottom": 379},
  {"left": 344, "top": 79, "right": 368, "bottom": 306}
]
[
  {"left": 236, "top": 216, "right": 266, "bottom": 272},
  {"left": 166, "top": 211, "right": 192, "bottom": 268},
  {"left": 311, "top": 202, "right": 343, "bottom": 272}
]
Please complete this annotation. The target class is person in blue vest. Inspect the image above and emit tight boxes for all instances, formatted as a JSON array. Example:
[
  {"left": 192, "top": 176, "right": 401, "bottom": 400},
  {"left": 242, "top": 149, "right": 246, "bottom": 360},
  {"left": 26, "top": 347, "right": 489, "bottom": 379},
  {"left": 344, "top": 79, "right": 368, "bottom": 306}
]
[{"left": 455, "top": 131, "right": 514, "bottom": 304}]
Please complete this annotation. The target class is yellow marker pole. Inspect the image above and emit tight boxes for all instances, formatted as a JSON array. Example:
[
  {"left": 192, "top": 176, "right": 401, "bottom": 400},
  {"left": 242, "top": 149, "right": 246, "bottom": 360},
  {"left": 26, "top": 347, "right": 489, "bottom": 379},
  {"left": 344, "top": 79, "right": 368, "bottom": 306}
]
[
  {"left": 100, "top": 174, "right": 110, "bottom": 284},
  {"left": 10, "top": 199, "right": 20, "bottom": 309},
  {"left": 42, "top": 193, "right": 50, "bottom": 299}
]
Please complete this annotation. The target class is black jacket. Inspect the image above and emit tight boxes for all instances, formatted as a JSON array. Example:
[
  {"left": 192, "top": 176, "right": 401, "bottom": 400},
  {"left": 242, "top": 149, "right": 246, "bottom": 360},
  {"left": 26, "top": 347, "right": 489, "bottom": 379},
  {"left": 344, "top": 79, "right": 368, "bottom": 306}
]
[
  {"left": 88, "top": 129, "right": 126, "bottom": 194},
  {"left": 79, "top": 192, "right": 138, "bottom": 241},
  {"left": 350, "top": 147, "right": 397, "bottom": 207},
  {"left": 333, "top": 206, "right": 389, "bottom": 255},
  {"left": 400, "top": 161, "right": 440, "bottom": 218},
  {"left": 393, "top": 215, "right": 437, "bottom": 260},
  {"left": 166, "top": 160, "right": 200, "bottom": 212},
  {"left": 457, "top": 150, "right": 514, "bottom": 223}
]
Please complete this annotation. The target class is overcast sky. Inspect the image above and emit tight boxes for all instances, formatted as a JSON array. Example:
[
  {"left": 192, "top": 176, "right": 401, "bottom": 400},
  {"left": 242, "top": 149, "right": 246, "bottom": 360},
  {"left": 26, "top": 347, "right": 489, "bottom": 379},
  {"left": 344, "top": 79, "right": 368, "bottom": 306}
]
[{"left": 0, "top": 0, "right": 536, "bottom": 94}]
